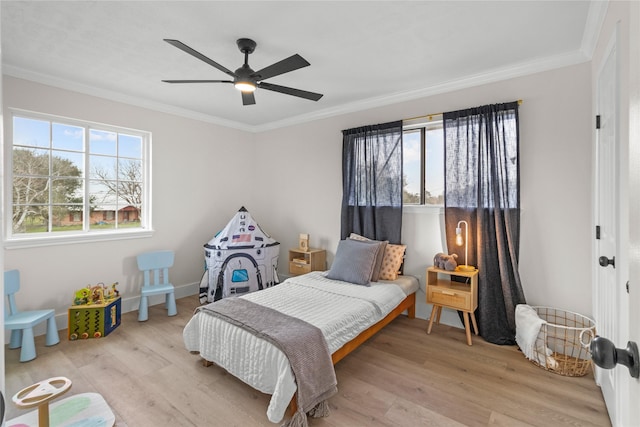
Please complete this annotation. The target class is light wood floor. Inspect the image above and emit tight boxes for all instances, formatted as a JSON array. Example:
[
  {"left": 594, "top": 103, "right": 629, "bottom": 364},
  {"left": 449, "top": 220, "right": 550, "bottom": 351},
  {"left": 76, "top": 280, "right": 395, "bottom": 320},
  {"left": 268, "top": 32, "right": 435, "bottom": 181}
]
[{"left": 5, "top": 295, "right": 610, "bottom": 426}]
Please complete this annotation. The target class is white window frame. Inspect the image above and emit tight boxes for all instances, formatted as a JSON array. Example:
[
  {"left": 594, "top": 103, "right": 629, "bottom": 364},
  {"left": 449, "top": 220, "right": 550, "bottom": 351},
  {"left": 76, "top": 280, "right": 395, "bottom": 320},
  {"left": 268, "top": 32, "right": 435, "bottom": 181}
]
[
  {"left": 402, "top": 114, "right": 444, "bottom": 211},
  {"left": 4, "top": 108, "right": 153, "bottom": 248}
]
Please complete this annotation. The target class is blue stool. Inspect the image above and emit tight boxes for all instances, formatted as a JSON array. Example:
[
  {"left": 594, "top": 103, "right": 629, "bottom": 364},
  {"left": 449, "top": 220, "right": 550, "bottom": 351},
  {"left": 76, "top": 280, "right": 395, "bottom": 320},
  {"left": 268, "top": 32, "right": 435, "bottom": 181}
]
[
  {"left": 136, "top": 250, "right": 178, "bottom": 321},
  {"left": 4, "top": 270, "right": 60, "bottom": 362}
]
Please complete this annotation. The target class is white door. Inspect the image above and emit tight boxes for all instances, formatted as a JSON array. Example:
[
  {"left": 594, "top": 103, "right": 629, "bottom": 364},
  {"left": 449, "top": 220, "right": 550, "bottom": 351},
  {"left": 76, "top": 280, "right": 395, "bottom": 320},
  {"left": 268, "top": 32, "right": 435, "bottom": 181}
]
[
  {"left": 594, "top": 29, "right": 628, "bottom": 426},
  {"left": 627, "top": 2, "right": 640, "bottom": 425}
]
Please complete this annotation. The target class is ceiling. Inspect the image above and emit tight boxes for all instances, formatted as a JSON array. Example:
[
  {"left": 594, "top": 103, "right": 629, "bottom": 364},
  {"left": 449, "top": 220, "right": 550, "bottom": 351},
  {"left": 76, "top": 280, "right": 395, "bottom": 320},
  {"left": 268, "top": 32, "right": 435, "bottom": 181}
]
[{"left": 2, "top": 1, "right": 606, "bottom": 132}]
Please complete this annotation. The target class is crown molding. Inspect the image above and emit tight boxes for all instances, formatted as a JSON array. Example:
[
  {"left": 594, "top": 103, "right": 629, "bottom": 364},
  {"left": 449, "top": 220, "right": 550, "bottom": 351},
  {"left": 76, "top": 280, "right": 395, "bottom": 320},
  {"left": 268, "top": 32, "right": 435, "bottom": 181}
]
[
  {"left": 3, "top": 65, "right": 254, "bottom": 132},
  {"left": 581, "top": 0, "right": 609, "bottom": 58},
  {"left": 252, "top": 49, "right": 590, "bottom": 132},
  {"left": 5, "top": 47, "right": 590, "bottom": 134}
]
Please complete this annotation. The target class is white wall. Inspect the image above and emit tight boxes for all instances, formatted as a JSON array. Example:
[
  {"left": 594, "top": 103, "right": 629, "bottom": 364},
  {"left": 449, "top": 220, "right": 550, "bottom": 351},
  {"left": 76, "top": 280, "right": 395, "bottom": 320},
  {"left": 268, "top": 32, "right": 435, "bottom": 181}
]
[
  {"left": 254, "top": 62, "right": 593, "bottom": 324},
  {"left": 3, "top": 60, "right": 594, "bottom": 334},
  {"left": 3, "top": 76, "right": 254, "bottom": 326}
]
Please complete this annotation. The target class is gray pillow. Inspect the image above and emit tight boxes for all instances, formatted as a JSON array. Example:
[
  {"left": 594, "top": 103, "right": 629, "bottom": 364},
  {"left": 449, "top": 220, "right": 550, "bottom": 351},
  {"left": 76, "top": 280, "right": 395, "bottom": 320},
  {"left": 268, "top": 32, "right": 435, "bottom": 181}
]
[
  {"left": 370, "top": 240, "right": 388, "bottom": 281},
  {"left": 349, "top": 233, "right": 388, "bottom": 282},
  {"left": 326, "top": 239, "right": 380, "bottom": 286}
]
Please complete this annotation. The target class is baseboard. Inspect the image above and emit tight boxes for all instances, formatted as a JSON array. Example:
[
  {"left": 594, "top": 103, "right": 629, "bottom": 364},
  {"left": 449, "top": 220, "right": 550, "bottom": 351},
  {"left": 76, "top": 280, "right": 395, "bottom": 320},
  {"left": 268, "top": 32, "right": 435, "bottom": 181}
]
[
  {"left": 4, "top": 282, "right": 200, "bottom": 345},
  {"left": 118, "top": 281, "right": 199, "bottom": 314}
]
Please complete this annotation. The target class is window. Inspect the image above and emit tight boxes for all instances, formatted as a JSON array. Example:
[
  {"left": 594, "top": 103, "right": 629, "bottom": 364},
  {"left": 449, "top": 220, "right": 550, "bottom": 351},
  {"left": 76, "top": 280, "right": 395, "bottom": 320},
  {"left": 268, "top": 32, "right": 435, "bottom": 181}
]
[
  {"left": 402, "top": 116, "right": 444, "bottom": 206},
  {"left": 6, "top": 110, "right": 151, "bottom": 245}
]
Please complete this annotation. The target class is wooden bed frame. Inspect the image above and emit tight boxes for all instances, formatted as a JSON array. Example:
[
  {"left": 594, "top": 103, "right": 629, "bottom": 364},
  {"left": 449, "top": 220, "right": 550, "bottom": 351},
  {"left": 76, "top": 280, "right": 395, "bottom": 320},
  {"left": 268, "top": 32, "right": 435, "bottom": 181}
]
[
  {"left": 201, "top": 291, "right": 417, "bottom": 417},
  {"left": 287, "top": 291, "right": 416, "bottom": 415},
  {"left": 330, "top": 292, "right": 415, "bottom": 364}
]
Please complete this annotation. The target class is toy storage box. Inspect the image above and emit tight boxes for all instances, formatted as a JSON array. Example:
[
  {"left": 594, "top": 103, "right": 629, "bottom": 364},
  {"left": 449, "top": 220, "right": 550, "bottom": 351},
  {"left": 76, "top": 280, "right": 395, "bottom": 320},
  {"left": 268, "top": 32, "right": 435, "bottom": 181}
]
[{"left": 68, "top": 297, "right": 121, "bottom": 340}]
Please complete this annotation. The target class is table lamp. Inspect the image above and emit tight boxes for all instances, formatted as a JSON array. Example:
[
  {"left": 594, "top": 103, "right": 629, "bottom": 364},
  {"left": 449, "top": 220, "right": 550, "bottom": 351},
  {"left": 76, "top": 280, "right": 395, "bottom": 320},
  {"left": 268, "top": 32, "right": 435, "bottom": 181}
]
[{"left": 455, "top": 220, "right": 475, "bottom": 271}]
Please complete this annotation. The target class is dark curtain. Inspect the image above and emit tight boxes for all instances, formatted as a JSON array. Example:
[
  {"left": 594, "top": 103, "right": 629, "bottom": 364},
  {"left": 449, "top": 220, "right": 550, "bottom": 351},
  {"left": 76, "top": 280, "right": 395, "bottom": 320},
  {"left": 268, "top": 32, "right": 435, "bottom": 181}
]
[
  {"left": 341, "top": 121, "right": 403, "bottom": 244},
  {"left": 443, "top": 102, "right": 525, "bottom": 345}
]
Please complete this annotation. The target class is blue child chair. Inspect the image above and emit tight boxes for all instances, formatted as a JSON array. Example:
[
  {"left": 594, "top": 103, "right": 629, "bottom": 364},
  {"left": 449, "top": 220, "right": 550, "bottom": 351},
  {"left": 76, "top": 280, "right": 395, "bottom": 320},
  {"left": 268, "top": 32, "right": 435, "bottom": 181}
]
[
  {"left": 4, "top": 269, "right": 60, "bottom": 362},
  {"left": 136, "top": 250, "right": 178, "bottom": 321}
]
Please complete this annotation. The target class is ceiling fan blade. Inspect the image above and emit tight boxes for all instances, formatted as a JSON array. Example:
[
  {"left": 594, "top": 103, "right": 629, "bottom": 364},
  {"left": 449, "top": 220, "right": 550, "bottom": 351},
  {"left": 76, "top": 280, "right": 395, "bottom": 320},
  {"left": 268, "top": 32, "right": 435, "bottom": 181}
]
[
  {"left": 162, "top": 80, "right": 233, "bottom": 84},
  {"left": 242, "top": 91, "right": 256, "bottom": 106},
  {"left": 164, "top": 39, "right": 236, "bottom": 78},
  {"left": 252, "top": 54, "right": 310, "bottom": 81},
  {"left": 259, "top": 82, "right": 323, "bottom": 101}
]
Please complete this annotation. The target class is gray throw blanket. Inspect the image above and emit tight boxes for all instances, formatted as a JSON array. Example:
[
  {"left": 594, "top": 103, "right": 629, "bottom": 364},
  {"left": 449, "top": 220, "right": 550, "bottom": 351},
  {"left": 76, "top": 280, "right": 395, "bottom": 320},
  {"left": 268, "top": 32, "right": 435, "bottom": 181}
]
[{"left": 198, "top": 297, "right": 337, "bottom": 427}]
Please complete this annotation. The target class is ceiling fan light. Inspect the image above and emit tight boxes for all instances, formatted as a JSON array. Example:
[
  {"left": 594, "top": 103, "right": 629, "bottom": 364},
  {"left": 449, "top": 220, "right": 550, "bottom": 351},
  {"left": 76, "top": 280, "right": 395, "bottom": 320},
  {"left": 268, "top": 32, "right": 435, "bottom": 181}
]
[{"left": 234, "top": 81, "right": 256, "bottom": 92}]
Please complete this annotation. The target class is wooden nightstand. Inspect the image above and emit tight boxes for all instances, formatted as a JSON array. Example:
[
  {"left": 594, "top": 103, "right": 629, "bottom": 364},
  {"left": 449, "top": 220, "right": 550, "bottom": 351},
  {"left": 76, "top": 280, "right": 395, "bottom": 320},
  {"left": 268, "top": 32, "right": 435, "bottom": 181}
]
[
  {"left": 288, "top": 248, "right": 326, "bottom": 276},
  {"left": 426, "top": 266, "right": 478, "bottom": 345}
]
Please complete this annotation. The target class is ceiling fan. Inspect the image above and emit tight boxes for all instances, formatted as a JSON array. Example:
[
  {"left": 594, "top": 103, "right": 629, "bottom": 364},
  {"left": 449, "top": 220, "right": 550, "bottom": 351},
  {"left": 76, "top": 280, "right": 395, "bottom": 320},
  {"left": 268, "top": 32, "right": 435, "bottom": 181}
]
[{"left": 162, "top": 38, "right": 323, "bottom": 106}]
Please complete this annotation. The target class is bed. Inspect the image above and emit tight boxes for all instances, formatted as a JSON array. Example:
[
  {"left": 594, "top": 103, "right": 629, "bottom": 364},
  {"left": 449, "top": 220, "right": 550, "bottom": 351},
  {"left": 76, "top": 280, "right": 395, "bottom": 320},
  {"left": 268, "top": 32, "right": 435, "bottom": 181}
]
[{"left": 183, "top": 237, "right": 418, "bottom": 424}]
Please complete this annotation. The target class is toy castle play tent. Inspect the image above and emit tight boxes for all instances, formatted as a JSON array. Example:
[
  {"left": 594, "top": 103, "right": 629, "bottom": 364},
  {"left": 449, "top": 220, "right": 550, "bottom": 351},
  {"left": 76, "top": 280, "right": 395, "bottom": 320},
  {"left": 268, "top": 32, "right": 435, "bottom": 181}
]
[{"left": 200, "top": 207, "right": 280, "bottom": 303}]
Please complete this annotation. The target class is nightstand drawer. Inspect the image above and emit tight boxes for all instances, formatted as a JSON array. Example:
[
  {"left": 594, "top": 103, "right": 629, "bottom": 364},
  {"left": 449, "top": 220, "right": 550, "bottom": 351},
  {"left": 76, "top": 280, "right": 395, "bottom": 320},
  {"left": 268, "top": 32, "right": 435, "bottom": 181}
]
[
  {"left": 289, "top": 261, "right": 311, "bottom": 276},
  {"left": 428, "top": 287, "right": 470, "bottom": 311},
  {"left": 426, "top": 266, "right": 478, "bottom": 345},
  {"left": 288, "top": 248, "right": 326, "bottom": 276}
]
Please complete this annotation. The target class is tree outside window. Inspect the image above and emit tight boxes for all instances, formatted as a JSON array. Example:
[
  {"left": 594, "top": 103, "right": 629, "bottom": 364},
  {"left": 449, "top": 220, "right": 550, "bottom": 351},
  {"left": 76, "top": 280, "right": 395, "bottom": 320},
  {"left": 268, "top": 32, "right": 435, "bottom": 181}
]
[
  {"left": 403, "top": 119, "right": 444, "bottom": 206},
  {"left": 9, "top": 112, "right": 150, "bottom": 240}
]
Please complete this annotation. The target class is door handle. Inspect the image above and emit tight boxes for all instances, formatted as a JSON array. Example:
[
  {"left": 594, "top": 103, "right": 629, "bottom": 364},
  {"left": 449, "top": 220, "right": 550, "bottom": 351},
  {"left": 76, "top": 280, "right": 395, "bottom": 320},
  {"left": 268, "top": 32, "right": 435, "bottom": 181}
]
[
  {"left": 590, "top": 336, "right": 639, "bottom": 378},
  {"left": 599, "top": 256, "right": 615, "bottom": 268}
]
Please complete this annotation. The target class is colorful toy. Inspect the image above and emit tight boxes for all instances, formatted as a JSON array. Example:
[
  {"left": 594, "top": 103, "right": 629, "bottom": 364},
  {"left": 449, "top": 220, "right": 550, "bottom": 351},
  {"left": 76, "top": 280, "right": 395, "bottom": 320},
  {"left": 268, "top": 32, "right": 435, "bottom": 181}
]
[
  {"left": 8, "top": 376, "right": 115, "bottom": 427},
  {"left": 68, "top": 297, "right": 121, "bottom": 341},
  {"left": 90, "top": 285, "right": 105, "bottom": 304},
  {"left": 69, "top": 281, "right": 121, "bottom": 340},
  {"left": 107, "top": 282, "right": 120, "bottom": 300},
  {"left": 73, "top": 288, "right": 90, "bottom": 306},
  {"left": 72, "top": 282, "right": 120, "bottom": 306}
]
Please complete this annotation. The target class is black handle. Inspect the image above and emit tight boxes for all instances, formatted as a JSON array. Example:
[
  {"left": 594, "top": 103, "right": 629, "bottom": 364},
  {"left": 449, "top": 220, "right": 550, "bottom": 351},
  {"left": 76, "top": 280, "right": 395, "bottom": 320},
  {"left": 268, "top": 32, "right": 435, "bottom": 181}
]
[
  {"left": 599, "top": 255, "right": 615, "bottom": 268},
  {"left": 590, "top": 336, "right": 639, "bottom": 378}
]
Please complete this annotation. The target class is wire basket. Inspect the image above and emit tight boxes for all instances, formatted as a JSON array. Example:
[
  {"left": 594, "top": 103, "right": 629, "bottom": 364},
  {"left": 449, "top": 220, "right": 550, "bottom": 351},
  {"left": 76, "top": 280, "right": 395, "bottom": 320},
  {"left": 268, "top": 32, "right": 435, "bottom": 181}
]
[{"left": 529, "top": 306, "right": 596, "bottom": 377}]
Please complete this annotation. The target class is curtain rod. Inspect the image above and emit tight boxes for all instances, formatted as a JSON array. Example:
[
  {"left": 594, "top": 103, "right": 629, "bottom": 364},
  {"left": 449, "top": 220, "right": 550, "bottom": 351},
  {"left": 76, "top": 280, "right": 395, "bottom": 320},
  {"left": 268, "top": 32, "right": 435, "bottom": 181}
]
[{"left": 404, "top": 99, "right": 523, "bottom": 122}]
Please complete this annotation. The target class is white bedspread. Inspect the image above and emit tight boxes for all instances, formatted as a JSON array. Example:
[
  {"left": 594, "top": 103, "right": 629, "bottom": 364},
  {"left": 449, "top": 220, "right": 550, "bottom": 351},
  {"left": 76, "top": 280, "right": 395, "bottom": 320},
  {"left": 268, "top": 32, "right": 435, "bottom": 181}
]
[{"left": 183, "top": 271, "right": 411, "bottom": 423}]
